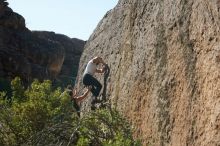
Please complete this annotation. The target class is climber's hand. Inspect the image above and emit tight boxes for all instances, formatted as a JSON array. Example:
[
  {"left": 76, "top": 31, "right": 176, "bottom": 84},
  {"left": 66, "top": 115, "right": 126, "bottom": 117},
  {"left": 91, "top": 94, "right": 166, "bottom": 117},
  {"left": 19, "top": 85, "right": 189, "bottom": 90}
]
[
  {"left": 103, "top": 64, "right": 108, "bottom": 73},
  {"left": 100, "top": 65, "right": 106, "bottom": 74}
]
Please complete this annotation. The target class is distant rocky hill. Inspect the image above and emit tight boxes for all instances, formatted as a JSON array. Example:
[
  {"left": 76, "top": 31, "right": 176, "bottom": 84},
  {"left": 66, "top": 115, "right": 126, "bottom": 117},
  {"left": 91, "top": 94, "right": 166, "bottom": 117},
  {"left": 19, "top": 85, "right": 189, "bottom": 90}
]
[
  {"left": 0, "top": 0, "right": 85, "bottom": 87},
  {"left": 32, "top": 31, "right": 85, "bottom": 86},
  {"left": 78, "top": 0, "right": 220, "bottom": 145}
]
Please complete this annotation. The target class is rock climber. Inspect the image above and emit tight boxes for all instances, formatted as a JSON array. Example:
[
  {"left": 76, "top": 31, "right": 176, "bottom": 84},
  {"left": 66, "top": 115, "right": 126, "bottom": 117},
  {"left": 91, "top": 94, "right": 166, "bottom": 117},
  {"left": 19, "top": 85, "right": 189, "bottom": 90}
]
[{"left": 82, "top": 56, "right": 107, "bottom": 105}]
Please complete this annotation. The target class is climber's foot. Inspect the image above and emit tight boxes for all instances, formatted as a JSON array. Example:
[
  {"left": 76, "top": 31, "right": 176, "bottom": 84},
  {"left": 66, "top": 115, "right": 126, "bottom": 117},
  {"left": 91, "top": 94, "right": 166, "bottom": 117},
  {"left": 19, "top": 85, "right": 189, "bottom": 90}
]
[
  {"left": 91, "top": 104, "right": 96, "bottom": 110},
  {"left": 91, "top": 97, "right": 102, "bottom": 105}
]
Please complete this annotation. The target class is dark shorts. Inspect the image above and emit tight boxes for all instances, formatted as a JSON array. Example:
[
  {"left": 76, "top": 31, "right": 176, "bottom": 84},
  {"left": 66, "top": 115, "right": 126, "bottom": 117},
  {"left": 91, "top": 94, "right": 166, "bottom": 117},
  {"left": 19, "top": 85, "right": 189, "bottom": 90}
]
[{"left": 83, "top": 73, "right": 102, "bottom": 97}]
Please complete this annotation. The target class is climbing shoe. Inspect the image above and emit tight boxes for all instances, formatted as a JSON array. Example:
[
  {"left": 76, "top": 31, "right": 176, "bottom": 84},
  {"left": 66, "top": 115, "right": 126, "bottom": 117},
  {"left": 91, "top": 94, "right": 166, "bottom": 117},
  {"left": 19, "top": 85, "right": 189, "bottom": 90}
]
[{"left": 91, "top": 97, "right": 102, "bottom": 105}]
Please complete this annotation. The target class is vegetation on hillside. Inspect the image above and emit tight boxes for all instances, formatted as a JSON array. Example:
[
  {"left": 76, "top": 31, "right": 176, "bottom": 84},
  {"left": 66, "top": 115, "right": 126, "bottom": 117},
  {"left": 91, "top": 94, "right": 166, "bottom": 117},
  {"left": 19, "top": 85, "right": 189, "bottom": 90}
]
[{"left": 0, "top": 77, "right": 140, "bottom": 146}]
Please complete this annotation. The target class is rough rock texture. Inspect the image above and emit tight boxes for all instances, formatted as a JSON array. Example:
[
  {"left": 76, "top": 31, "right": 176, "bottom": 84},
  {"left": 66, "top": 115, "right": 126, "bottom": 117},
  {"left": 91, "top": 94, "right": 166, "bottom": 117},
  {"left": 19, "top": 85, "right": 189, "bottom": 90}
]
[
  {"left": 78, "top": 0, "right": 220, "bottom": 145},
  {"left": 0, "top": 0, "right": 85, "bottom": 84}
]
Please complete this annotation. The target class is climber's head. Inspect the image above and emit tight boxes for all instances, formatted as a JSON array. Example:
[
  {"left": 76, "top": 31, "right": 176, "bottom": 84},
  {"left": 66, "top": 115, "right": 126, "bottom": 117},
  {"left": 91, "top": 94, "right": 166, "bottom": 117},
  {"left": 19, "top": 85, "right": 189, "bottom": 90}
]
[{"left": 93, "top": 56, "right": 103, "bottom": 64}]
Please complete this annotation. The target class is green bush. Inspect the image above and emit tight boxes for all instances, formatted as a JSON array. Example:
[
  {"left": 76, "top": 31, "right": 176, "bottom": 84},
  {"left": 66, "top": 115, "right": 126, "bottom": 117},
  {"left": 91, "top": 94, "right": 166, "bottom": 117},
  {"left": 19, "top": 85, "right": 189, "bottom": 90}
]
[{"left": 0, "top": 77, "right": 140, "bottom": 146}]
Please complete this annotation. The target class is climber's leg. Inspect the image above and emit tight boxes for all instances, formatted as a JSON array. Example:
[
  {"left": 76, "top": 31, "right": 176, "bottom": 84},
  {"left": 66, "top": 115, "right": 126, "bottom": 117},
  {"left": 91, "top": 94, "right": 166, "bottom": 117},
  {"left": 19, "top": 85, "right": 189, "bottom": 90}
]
[{"left": 83, "top": 74, "right": 102, "bottom": 97}]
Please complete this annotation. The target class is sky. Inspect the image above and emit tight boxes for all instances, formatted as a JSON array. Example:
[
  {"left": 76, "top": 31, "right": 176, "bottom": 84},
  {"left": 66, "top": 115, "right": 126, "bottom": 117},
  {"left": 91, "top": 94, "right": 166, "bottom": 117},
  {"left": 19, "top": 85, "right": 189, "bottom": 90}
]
[{"left": 7, "top": 0, "right": 118, "bottom": 40}]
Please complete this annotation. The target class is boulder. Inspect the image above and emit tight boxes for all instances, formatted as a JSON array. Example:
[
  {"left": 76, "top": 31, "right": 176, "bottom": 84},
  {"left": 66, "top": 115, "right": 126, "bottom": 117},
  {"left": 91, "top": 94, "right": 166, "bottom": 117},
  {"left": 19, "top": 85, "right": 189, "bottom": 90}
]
[
  {"left": 77, "top": 0, "right": 220, "bottom": 145},
  {"left": 0, "top": 1, "right": 85, "bottom": 85}
]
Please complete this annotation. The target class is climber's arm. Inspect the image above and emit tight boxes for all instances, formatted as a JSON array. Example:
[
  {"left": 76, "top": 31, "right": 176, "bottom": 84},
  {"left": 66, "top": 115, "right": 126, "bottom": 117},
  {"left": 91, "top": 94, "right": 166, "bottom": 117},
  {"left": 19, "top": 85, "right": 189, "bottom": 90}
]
[
  {"left": 96, "top": 67, "right": 105, "bottom": 73},
  {"left": 96, "top": 60, "right": 107, "bottom": 74}
]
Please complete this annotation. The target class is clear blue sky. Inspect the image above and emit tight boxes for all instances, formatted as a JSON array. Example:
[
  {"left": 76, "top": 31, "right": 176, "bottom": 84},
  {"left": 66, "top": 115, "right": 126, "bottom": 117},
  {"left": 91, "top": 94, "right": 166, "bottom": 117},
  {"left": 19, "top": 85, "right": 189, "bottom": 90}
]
[{"left": 7, "top": 0, "right": 118, "bottom": 40}]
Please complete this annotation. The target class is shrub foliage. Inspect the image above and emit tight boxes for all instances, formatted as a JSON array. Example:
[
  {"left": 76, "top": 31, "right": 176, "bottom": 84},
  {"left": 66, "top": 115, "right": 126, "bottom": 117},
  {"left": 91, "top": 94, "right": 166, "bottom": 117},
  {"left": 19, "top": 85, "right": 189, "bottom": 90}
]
[{"left": 0, "top": 77, "right": 140, "bottom": 146}]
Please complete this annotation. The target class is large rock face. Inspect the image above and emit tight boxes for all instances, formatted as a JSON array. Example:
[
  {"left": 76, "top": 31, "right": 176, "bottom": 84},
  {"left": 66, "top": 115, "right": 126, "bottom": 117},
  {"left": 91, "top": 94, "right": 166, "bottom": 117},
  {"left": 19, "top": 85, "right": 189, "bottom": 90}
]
[
  {"left": 0, "top": 0, "right": 85, "bottom": 84},
  {"left": 78, "top": 0, "right": 220, "bottom": 145}
]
